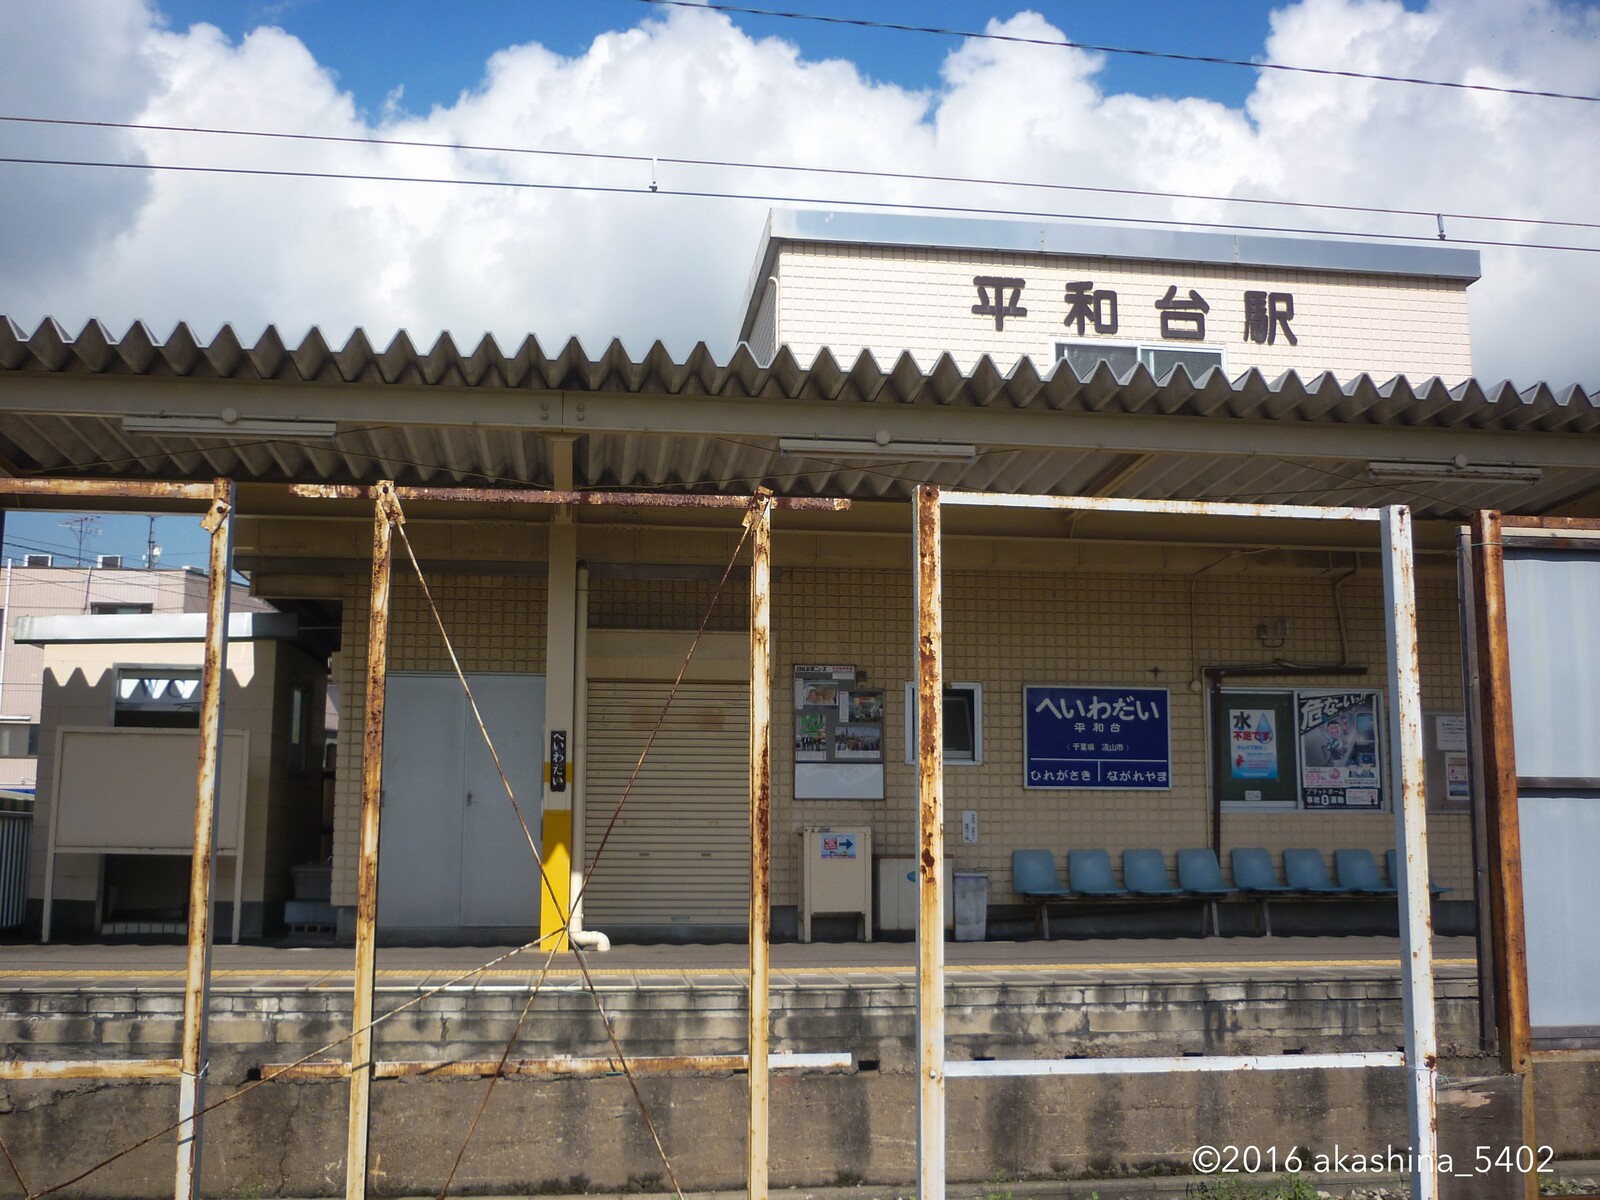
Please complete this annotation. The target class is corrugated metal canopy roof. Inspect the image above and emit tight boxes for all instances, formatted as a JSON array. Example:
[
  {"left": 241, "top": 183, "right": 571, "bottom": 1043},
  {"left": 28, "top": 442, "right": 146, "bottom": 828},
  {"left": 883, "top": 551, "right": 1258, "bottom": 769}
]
[{"left": 1, "top": 317, "right": 1597, "bottom": 520}]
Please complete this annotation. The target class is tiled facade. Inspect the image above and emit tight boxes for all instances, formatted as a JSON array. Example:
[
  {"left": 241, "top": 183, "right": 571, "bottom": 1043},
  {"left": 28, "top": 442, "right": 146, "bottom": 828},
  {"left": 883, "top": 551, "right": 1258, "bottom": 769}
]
[
  {"left": 768, "top": 242, "right": 1474, "bottom": 381},
  {"left": 328, "top": 554, "right": 1474, "bottom": 915}
]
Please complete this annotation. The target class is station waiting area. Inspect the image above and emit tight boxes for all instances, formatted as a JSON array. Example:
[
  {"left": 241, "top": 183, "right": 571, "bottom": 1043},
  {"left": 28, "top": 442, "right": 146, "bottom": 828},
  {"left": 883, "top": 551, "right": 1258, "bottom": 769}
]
[{"left": 1011, "top": 846, "right": 1451, "bottom": 939}]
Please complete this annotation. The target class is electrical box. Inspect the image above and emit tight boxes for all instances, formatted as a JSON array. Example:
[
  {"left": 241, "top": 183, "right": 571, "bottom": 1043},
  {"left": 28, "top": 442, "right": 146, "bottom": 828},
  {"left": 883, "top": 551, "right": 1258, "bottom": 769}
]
[
  {"left": 799, "top": 827, "right": 872, "bottom": 942},
  {"left": 874, "top": 856, "right": 954, "bottom": 933}
]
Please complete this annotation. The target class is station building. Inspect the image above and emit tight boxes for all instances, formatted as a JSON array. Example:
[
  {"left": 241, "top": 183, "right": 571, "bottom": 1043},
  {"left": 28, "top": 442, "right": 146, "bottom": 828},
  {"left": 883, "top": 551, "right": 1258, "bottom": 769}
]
[{"left": 3, "top": 209, "right": 1597, "bottom": 945}]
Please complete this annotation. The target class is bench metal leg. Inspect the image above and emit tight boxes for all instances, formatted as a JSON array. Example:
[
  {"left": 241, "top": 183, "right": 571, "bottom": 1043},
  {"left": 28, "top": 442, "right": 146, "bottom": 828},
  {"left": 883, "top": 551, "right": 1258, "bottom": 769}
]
[{"left": 1254, "top": 897, "right": 1273, "bottom": 937}]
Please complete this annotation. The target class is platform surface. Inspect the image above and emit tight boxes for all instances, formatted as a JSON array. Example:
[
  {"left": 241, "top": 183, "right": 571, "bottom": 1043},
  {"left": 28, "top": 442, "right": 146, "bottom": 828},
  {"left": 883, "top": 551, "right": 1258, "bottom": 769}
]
[{"left": 0, "top": 934, "right": 1480, "bottom": 992}]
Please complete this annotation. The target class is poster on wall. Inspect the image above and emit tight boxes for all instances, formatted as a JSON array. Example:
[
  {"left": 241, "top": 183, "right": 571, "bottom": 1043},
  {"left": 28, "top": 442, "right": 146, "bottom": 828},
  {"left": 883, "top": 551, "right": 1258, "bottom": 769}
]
[
  {"left": 1297, "top": 689, "right": 1383, "bottom": 810},
  {"left": 1231, "top": 709, "right": 1279, "bottom": 779},
  {"left": 1024, "top": 685, "right": 1171, "bottom": 790},
  {"left": 794, "top": 665, "right": 885, "bottom": 800},
  {"left": 1213, "top": 689, "right": 1299, "bottom": 806},
  {"left": 1424, "top": 709, "right": 1471, "bottom": 810}
]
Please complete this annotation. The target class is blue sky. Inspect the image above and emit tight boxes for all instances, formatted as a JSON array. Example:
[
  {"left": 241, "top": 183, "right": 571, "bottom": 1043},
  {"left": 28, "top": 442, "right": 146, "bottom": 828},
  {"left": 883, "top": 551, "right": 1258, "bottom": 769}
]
[
  {"left": 4, "top": 512, "right": 212, "bottom": 572},
  {"left": 151, "top": 1, "right": 1312, "bottom": 113}
]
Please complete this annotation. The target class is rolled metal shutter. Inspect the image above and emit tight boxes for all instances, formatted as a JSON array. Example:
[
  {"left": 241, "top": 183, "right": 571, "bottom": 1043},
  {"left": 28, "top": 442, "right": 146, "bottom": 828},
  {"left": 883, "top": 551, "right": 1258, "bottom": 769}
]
[{"left": 582, "top": 682, "right": 750, "bottom": 926}]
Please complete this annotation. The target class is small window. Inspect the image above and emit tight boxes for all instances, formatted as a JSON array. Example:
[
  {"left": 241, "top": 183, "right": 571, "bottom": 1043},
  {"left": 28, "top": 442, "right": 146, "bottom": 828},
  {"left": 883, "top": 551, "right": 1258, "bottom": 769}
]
[
  {"left": 91, "top": 602, "right": 154, "bottom": 616},
  {"left": 1057, "top": 341, "right": 1223, "bottom": 380},
  {"left": 288, "top": 682, "right": 312, "bottom": 773},
  {"left": 903, "top": 682, "right": 983, "bottom": 765},
  {"left": 1142, "top": 346, "right": 1223, "bottom": 378},
  {"left": 114, "top": 668, "right": 202, "bottom": 729},
  {"left": 0, "top": 723, "right": 38, "bottom": 758},
  {"left": 1059, "top": 342, "right": 1138, "bottom": 378}
]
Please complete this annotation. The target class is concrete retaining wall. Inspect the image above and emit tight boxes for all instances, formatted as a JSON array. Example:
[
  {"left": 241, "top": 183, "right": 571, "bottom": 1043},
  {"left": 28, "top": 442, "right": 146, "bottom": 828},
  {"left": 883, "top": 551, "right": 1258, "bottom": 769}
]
[{"left": 1, "top": 980, "right": 1595, "bottom": 1197}]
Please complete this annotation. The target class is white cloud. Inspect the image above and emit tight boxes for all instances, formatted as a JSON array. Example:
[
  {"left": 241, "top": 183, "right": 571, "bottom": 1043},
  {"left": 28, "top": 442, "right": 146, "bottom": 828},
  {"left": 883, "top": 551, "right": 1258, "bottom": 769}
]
[{"left": 1, "top": 0, "right": 1596, "bottom": 385}]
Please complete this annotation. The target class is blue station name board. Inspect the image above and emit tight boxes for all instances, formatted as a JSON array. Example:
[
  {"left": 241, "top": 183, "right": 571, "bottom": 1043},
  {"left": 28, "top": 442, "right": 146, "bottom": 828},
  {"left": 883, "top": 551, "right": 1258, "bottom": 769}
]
[{"left": 1024, "top": 685, "right": 1171, "bottom": 790}]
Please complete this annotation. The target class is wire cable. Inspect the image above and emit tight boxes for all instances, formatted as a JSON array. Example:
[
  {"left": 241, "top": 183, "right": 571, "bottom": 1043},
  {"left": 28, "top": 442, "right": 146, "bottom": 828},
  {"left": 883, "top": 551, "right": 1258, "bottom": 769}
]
[
  {"left": 436, "top": 956, "right": 559, "bottom": 1199},
  {"left": 570, "top": 501, "right": 758, "bottom": 915},
  {"left": 3, "top": 114, "right": 1596, "bottom": 234},
  {"left": 4, "top": 155, "right": 1594, "bottom": 255},
  {"left": 630, "top": 0, "right": 1600, "bottom": 104},
  {"left": 0, "top": 1129, "right": 29, "bottom": 1198},
  {"left": 396, "top": 507, "right": 700, "bottom": 1200},
  {"left": 25, "top": 934, "right": 565, "bottom": 1199}
]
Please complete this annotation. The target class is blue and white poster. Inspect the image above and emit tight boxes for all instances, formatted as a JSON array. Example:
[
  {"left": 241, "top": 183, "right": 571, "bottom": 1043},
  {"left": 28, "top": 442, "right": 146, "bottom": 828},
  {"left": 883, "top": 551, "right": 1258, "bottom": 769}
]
[
  {"left": 1024, "top": 685, "right": 1171, "bottom": 790},
  {"left": 1230, "top": 708, "right": 1278, "bottom": 780}
]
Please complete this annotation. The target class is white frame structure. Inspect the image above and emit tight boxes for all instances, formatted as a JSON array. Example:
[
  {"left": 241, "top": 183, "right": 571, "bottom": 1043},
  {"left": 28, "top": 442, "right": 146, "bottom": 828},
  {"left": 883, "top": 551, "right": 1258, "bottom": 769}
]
[{"left": 912, "top": 486, "right": 1439, "bottom": 1200}]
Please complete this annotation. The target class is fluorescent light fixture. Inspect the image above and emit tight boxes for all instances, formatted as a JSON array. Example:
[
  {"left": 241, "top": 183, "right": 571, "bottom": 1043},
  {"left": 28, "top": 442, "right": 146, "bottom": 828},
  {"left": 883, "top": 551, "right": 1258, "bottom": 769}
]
[
  {"left": 1366, "top": 459, "right": 1541, "bottom": 485},
  {"left": 122, "top": 412, "right": 338, "bottom": 439},
  {"left": 778, "top": 436, "right": 976, "bottom": 463}
]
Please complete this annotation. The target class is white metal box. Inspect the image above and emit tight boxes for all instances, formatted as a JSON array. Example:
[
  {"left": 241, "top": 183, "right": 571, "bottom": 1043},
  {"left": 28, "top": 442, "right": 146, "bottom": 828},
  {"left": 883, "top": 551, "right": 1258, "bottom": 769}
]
[
  {"left": 799, "top": 827, "right": 872, "bottom": 942},
  {"left": 874, "top": 856, "right": 953, "bottom": 932}
]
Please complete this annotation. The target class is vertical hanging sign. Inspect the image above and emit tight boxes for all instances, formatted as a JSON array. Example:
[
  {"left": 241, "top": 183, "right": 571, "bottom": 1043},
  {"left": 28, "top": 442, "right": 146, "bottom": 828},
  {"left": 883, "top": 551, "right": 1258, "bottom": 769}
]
[{"left": 549, "top": 730, "right": 568, "bottom": 793}]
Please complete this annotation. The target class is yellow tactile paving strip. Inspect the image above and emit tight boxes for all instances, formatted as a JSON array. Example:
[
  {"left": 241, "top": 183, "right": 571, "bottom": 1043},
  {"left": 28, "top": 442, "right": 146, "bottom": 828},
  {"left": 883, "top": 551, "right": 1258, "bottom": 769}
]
[{"left": 0, "top": 957, "right": 1478, "bottom": 989}]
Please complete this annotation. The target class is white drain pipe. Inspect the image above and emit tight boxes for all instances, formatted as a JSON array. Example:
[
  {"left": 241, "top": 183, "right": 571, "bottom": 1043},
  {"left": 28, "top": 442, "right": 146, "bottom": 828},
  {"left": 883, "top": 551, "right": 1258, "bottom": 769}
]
[{"left": 565, "top": 566, "right": 607, "bottom": 953}]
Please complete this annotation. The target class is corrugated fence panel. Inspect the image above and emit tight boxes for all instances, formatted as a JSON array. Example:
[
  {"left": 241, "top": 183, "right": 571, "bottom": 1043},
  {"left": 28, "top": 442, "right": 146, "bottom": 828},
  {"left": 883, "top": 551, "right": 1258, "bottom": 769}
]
[
  {"left": 0, "top": 811, "right": 32, "bottom": 928},
  {"left": 583, "top": 682, "right": 750, "bottom": 926}
]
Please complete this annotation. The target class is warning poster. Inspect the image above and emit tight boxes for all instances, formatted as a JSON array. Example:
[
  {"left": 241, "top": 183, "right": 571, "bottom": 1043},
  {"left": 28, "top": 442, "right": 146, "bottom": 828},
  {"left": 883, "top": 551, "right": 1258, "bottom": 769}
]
[{"left": 1297, "top": 690, "right": 1383, "bottom": 810}]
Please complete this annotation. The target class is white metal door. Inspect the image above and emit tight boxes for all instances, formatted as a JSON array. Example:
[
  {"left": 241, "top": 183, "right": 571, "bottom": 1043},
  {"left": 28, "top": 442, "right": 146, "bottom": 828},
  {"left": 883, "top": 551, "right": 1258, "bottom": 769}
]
[
  {"left": 378, "top": 674, "right": 465, "bottom": 928},
  {"left": 460, "top": 674, "right": 544, "bottom": 927},
  {"left": 378, "top": 672, "right": 544, "bottom": 930},
  {"left": 583, "top": 682, "right": 749, "bottom": 927}
]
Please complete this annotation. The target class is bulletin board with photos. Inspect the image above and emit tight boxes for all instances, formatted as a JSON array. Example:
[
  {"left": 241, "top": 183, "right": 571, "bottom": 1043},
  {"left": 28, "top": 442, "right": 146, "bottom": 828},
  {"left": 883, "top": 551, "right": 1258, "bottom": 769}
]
[{"left": 793, "top": 664, "right": 885, "bottom": 800}]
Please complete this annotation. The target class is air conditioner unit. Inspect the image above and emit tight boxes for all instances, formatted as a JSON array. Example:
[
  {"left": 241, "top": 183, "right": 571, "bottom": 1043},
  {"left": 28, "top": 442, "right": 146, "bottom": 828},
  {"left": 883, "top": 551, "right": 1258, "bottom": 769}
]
[
  {"left": 23, "top": 555, "right": 51, "bottom": 568},
  {"left": 96, "top": 554, "right": 123, "bottom": 569}
]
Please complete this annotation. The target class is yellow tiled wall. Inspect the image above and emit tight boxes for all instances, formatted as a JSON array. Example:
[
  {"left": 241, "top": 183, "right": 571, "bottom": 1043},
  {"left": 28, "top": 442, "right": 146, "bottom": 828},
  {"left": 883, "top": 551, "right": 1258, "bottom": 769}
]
[
  {"left": 589, "top": 575, "right": 748, "bottom": 632},
  {"left": 329, "top": 557, "right": 1473, "bottom": 912},
  {"left": 769, "top": 566, "right": 1472, "bottom": 908}
]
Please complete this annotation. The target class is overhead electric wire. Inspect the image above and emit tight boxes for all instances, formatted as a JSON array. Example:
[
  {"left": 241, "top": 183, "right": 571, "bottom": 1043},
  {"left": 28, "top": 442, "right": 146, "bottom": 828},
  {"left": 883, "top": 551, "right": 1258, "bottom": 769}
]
[
  {"left": 630, "top": 0, "right": 1600, "bottom": 104},
  {"left": 2, "top": 155, "right": 1596, "bottom": 256},
  {"left": 3, "top": 113, "right": 1596, "bottom": 235}
]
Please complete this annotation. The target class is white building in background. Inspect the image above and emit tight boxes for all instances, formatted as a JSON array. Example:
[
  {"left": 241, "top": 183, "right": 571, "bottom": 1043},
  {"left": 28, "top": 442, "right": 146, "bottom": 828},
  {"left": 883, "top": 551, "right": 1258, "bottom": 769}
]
[{"left": 0, "top": 560, "right": 272, "bottom": 790}]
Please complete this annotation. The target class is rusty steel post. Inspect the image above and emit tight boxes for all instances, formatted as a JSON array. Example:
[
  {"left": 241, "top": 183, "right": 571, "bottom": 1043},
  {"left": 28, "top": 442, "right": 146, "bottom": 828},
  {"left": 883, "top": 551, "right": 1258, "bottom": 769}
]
[
  {"left": 174, "top": 478, "right": 235, "bottom": 1200},
  {"left": 1469, "top": 510, "right": 1538, "bottom": 1200},
  {"left": 914, "top": 485, "right": 946, "bottom": 1200},
  {"left": 746, "top": 492, "right": 774, "bottom": 1200},
  {"left": 1381, "top": 506, "right": 1439, "bottom": 1200},
  {"left": 347, "top": 482, "right": 402, "bottom": 1200},
  {"left": 1456, "top": 526, "right": 1498, "bottom": 1053}
]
